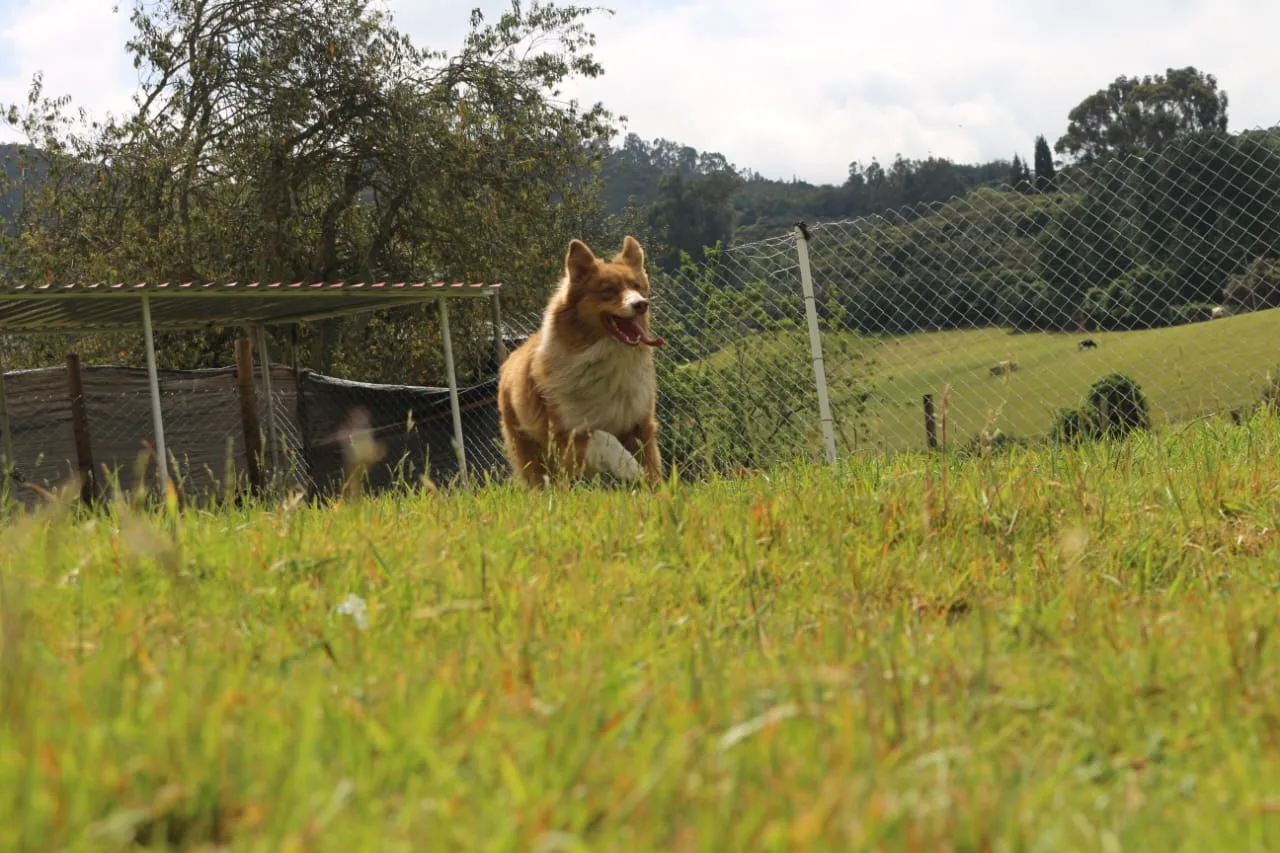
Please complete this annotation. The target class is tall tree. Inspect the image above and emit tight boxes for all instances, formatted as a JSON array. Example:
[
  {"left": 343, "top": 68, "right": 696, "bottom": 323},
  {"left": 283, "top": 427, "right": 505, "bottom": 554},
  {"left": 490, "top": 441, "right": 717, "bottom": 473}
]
[
  {"left": 1008, "top": 154, "right": 1032, "bottom": 193},
  {"left": 1, "top": 0, "right": 617, "bottom": 379},
  {"left": 1054, "top": 66, "right": 1229, "bottom": 164},
  {"left": 646, "top": 167, "right": 741, "bottom": 272},
  {"left": 1033, "top": 134, "right": 1055, "bottom": 192}
]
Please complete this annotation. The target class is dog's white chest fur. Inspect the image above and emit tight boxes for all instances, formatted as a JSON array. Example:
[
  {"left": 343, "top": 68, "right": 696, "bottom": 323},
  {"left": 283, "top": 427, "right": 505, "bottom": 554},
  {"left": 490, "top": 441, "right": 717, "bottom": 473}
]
[{"left": 540, "top": 337, "right": 655, "bottom": 436}]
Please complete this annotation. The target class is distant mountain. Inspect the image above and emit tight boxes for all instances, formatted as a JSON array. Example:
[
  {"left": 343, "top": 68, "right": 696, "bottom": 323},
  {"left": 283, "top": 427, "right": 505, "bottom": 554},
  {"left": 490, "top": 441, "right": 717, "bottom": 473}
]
[{"left": 598, "top": 132, "right": 1017, "bottom": 245}]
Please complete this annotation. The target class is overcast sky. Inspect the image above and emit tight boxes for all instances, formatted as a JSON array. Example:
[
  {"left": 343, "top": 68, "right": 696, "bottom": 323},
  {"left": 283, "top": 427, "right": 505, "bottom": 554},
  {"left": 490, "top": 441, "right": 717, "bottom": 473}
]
[{"left": 2, "top": 0, "right": 1278, "bottom": 185}]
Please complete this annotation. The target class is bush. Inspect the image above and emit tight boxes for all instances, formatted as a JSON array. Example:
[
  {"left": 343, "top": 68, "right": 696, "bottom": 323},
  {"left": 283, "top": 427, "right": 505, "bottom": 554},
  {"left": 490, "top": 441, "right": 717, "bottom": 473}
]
[
  {"left": 1083, "top": 267, "right": 1174, "bottom": 331},
  {"left": 1050, "top": 406, "right": 1097, "bottom": 445},
  {"left": 957, "top": 428, "right": 1028, "bottom": 458},
  {"left": 1050, "top": 372, "right": 1151, "bottom": 444},
  {"left": 656, "top": 331, "right": 868, "bottom": 476},
  {"left": 1086, "top": 372, "right": 1151, "bottom": 438},
  {"left": 1166, "top": 302, "right": 1217, "bottom": 326},
  {"left": 1224, "top": 256, "right": 1280, "bottom": 312},
  {"left": 652, "top": 248, "right": 870, "bottom": 477}
]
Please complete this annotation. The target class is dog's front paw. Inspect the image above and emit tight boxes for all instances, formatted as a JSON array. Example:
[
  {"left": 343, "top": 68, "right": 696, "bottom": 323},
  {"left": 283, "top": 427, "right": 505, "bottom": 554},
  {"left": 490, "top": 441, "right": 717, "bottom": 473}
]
[{"left": 584, "top": 431, "right": 643, "bottom": 481}]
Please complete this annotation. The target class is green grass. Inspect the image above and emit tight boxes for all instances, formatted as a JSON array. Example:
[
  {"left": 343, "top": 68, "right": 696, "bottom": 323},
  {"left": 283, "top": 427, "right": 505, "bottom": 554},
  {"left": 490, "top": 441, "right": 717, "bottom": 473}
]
[
  {"left": 3, "top": 411, "right": 1280, "bottom": 850},
  {"left": 858, "top": 308, "right": 1280, "bottom": 451},
  {"left": 697, "top": 308, "right": 1280, "bottom": 454}
]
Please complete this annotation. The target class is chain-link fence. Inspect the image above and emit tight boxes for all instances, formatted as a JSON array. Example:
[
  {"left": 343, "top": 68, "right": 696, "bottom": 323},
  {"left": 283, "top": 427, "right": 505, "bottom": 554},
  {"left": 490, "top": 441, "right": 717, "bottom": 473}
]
[
  {"left": 646, "top": 126, "right": 1280, "bottom": 471},
  {"left": 4, "top": 127, "right": 1280, "bottom": 501}
]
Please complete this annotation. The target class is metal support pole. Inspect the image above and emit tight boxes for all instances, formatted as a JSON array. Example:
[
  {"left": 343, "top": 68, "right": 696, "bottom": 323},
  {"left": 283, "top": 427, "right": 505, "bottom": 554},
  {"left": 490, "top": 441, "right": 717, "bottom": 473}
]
[
  {"left": 254, "top": 324, "right": 280, "bottom": 483},
  {"left": 0, "top": 347, "right": 13, "bottom": 476},
  {"left": 489, "top": 289, "right": 507, "bottom": 369},
  {"left": 140, "top": 295, "right": 170, "bottom": 493},
  {"left": 439, "top": 298, "right": 468, "bottom": 485},
  {"left": 794, "top": 223, "right": 838, "bottom": 464}
]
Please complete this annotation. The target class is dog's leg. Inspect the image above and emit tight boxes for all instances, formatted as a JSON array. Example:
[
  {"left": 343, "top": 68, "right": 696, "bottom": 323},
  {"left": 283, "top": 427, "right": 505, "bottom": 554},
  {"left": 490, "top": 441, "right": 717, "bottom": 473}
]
[
  {"left": 620, "top": 422, "right": 663, "bottom": 483},
  {"left": 640, "top": 434, "right": 662, "bottom": 482},
  {"left": 582, "top": 430, "right": 643, "bottom": 482},
  {"left": 511, "top": 434, "right": 550, "bottom": 488},
  {"left": 499, "top": 398, "right": 550, "bottom": 488}
]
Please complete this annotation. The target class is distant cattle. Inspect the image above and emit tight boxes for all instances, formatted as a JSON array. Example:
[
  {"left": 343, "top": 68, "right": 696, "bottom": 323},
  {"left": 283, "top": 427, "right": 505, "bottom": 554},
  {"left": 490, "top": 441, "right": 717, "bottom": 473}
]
[
  {"left": 989, "top": 360, "right": 1019, "bottom": 377},
  {"left": 1078, "top": 338, "right": 1097, "bottom": 350}
]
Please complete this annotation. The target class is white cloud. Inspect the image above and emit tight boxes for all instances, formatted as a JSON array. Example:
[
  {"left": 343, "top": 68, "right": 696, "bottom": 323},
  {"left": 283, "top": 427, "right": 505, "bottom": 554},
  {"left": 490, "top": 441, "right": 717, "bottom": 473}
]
[
  {"left": 0, "top": 0, "right": 137, "bottom": 133},
  {"left": 4, "top": 0, "right": 1279, "bottom": 185}
]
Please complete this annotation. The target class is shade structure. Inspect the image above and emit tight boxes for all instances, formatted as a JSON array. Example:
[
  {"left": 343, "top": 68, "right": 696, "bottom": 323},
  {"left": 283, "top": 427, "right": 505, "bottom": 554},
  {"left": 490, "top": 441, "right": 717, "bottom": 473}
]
[{"left": 0, "top": 279, "right": 505, "bottom": 492}]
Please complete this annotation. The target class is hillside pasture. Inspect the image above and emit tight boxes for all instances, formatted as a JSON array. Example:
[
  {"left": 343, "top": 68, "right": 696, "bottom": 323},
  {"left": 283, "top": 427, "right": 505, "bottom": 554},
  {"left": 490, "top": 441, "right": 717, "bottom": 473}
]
[{"left": 686, "top": 307, "right": 1280, "bottom": 454}]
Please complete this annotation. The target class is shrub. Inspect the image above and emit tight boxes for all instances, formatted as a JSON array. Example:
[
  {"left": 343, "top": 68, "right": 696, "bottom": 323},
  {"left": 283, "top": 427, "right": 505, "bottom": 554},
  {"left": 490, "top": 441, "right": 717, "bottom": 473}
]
[
  {"left": 656, "top": 331, "right": 869, "bottom": 476},
  {"left": 1166, "top": 302, "right": 1217, "bottom": 326},
  {"left": 1050, "top": 406, "right": 1097, "bottom": 445},
  {"left": 1083, "top": 267, "right": 1175, "bottom": 331},
  {"left": 1050, "top": 372, "right": 1151, "bottom": 444},
  {"left": 652, "top": 247, "right": 871, "bottom": 477},
  {"left": 1086, "top": 372, "right": 1151, "bottom": 438},
  {"left": 957, "top": 428, "right": 1028, "bottom": 458},
  {"left": 1224, "top": 256, "right": 1280, "bottom": 312}
]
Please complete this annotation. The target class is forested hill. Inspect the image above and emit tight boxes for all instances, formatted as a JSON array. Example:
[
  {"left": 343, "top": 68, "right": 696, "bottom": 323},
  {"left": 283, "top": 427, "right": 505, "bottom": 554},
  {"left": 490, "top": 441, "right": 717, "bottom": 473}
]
[{"left": 600, "top": 132, "right": 1014, "bottom": 247}]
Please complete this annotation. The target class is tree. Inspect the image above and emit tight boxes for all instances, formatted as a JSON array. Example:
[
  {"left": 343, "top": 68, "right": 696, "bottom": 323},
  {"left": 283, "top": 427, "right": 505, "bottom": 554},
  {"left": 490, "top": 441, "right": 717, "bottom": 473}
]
[
  {"left": 646, "top": 167, "right": 741, "bottom": 272},
  {"left": 1008, "top": 154, "right": 1032, "bottom": 193},
  {"left": 1033, "top": 134, "right": 1055, "bottom": 192},
  {"left": 1, "top": 0, "right": 618, "bottom": 381},
  {"left": 1129, "top": 130, "right": 1280, "bottom": 308},
  {"left": 1054, "top": 66, "right": 1229, "bottom": 164},
  {"left": 1224, "top": 256, "right": 1280, "bottom": 312}
]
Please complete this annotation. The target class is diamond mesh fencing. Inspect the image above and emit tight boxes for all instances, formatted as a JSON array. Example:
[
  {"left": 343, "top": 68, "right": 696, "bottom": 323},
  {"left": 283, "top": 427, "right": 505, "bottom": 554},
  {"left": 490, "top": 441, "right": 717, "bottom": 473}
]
[
  {"left": 645, "top": 231, "right": 837, "bottom": 477},
  {"left": 5, "top": 127, "right": 1280, "bottom": 505},
  {"left": 651, "top": 127, "right": 1280, "bottom": 466}
]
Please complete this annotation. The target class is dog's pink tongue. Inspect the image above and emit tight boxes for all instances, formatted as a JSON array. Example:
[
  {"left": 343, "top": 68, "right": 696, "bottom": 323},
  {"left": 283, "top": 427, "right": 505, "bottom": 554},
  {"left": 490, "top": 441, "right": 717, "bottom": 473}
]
[{"left": 618, "top": 315, "right": 665, "bottom": 347}]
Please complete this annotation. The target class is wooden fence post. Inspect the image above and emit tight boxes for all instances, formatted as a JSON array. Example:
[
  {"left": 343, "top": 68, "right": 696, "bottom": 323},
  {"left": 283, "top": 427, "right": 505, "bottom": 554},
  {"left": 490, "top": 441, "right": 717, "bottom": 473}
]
[
  {"left": 923, "top": 394, "right": 938, "bottom": 451},
  {"left": 235, "top": 336, "right": 264, "bottom": 494},
  {"left": 66, "top": 353, "right": 96, "bottom": 507}
]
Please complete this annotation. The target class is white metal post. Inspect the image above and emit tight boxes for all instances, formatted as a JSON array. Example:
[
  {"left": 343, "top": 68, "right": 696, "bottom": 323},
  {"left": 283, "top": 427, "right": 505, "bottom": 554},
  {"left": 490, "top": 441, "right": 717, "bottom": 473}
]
[
  {"left": 0, "top": 346, "right": 13, "bottom": 476},
  {"left": 140, "top": 295, "right": 170, "bottom": 493},
  {"left": 438, "top": 298, "right": 468, "bottom": 485},
  {"left": 488, "top": 289, "right": 507, "bottom": 368},
  {"left": 794, "top": 224, "right": 838, "bottom": 464},
  {"left": 254, "top": 324, "right": 281, "bottom": 482}
]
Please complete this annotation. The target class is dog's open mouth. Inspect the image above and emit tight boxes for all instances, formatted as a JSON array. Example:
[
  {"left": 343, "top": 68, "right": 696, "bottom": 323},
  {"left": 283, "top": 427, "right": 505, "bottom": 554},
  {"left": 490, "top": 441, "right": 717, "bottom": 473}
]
[{"left": 603, "top": 314, "right": 665, "bottom": 347}]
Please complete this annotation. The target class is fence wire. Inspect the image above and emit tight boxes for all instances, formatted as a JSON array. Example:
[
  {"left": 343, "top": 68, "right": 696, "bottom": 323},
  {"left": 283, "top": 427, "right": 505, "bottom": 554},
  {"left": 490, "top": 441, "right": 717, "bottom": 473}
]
[
  {"left": 650, "top": 126, "right": 1280, "bottom": 467},
  {"left": 4, "top": 127, "right": 1280, "bottom": 503}
]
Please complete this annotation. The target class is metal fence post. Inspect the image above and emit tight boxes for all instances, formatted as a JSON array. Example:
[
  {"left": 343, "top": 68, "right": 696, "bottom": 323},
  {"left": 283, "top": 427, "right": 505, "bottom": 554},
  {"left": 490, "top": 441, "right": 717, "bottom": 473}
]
[
  {"left": 254, "top": 324, "right": 281, "bottom": 484},
  {"left": 140, "top": 294, "right": 170, "bottom": 494},
  {"left": 0, "top": 345, "right": 13, "bottom": 476},
  {"left": 439, "top": 298, "right": 468, "bottom": 485},
  {"left": 794, "top": 223, "right": 838, "bottom": 464},
  {"left": 489, "top": 290, "right": 508, "bottom": 368}
]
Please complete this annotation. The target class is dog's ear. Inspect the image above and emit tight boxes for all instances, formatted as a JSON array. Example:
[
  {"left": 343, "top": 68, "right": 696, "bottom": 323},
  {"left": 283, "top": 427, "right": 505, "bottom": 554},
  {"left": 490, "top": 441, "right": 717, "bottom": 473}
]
[
  {"left": 566, "top": 239, "right": 598, "bottom": 284},
  {"left": 616, "top": 235, "right": 645, "bottom": 271}
]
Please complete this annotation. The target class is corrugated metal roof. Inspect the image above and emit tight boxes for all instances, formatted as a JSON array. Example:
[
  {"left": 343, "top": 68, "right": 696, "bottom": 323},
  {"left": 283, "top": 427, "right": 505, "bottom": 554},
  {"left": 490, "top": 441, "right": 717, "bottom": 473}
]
[{"left": 0, "top": 279, "right": 502, "bottom": 332}]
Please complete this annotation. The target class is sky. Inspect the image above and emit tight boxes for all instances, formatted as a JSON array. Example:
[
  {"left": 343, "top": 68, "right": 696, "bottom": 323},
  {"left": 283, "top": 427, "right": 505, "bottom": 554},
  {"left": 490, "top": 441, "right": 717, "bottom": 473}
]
[{"left": 2, "top": 0, "right": 1279, "bottom": 185}]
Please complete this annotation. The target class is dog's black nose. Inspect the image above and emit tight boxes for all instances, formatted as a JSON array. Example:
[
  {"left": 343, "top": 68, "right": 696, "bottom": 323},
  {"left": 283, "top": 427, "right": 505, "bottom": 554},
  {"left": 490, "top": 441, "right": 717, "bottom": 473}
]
[{"left": 632, "top": 299, "right": 650, "bottom": 315}]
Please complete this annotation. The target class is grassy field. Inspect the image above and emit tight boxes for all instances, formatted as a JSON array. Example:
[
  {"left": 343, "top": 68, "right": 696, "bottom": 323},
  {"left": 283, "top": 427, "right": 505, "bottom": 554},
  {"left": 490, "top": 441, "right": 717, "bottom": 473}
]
[
  {"left": 857, "top": 307, "right": 1280, "bottom": 452},
  {"left": 698, "top": 307, "right": 1280, "bottom": 454},
  {"left": 3, "top": 410, "right": 1280, "bottom": 850}
]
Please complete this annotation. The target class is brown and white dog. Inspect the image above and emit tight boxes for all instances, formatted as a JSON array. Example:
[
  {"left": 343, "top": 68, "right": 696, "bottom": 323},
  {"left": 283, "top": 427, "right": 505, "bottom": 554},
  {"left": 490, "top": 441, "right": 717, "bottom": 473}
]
[{"left": 497, "top": 236, "right": 666, "bottom": 487}]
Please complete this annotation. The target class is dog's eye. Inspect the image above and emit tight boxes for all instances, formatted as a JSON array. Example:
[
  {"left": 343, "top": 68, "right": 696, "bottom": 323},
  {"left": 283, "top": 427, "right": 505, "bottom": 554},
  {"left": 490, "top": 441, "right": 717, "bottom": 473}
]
[{"left": 599, "top": 287, "right": 620, "bottom": 300}]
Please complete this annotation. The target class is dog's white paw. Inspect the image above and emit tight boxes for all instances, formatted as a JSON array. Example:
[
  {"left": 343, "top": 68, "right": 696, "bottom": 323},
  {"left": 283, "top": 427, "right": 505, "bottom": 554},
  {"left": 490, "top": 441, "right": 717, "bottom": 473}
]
[{"left": 584, "top": 431, "right": 643, "bottom": 481}]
